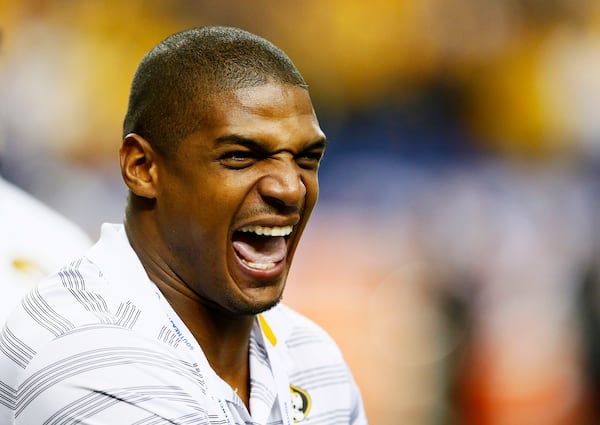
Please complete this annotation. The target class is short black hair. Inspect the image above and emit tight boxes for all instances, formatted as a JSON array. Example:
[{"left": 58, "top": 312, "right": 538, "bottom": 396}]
[{"left": 122, "top": 26, "right": 308, "bottom": 155}]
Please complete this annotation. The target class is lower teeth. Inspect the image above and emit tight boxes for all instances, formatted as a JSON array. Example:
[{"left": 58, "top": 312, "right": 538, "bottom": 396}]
[{"left": 242, "top": 259, "right": 275, "bottom": 270}]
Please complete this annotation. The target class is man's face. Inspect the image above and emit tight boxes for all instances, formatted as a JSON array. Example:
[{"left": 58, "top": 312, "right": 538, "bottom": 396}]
[{"left": 153, "top": 82, "right": 326, "bottom": 316}]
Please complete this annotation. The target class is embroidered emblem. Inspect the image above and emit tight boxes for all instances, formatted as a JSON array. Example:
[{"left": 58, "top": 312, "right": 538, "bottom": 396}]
[{"left": 290, "top": 384, "right": 311, "bottom": 422}]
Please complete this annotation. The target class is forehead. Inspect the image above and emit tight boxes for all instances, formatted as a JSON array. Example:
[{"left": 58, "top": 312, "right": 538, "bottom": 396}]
[
  {"left": 198, "top": 83, "right": 324, "bottom": 145},
  {"left": 228, "top": 83, "right": 315, "bottom": 116}
]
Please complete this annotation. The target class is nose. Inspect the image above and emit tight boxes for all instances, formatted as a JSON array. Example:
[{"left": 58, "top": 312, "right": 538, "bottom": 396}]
[{"left": 258, "top": 156, "right": 306, "bottom": 211}]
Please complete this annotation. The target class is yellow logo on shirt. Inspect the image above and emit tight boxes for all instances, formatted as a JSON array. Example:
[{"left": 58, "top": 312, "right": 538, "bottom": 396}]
[{"left": 290, "top": 385, "right": 311, "bottom": 422}]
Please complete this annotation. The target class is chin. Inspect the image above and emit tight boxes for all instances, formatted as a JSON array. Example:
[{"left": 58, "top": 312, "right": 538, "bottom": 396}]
[
  {"left": 237, "top": 297, "right": 282, "bottom": 316},
  {"left": 231, "top": 286, "right": 284, "bottom": 316}
]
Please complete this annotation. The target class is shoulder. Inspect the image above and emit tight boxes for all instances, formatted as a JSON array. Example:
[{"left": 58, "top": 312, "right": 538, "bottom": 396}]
[
  {"left": 264, "top": 304, "right": 368, "bottom": 424},
  {"left": 266, "top": 304, "right": 348, "bottom": 374},
  {"left": 2, "top": 256, "right": 110, "bottom": 347},
  {"left": 0, "top": 256, "right": 210, "bottom": 423},
  {"left": 0, "top": 257, "right": 107, "bottom": 413},
  {"left": 266, "top": 303, "right": 340, "bottom": 351},
  {"left": 0, "top": 313, "right": 208, "bottom": 424}
]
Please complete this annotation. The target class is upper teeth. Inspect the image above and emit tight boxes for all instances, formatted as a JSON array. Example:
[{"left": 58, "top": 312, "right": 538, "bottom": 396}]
[{"left": 238, "top": 225, "right": 293, "bottom": 236}]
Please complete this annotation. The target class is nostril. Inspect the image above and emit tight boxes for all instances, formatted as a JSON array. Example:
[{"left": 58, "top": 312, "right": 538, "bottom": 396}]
[
  {"left": 262, "top": 194, "right": 299, "bottom": 214},
  {"left": 258, "top": 172, "right": 305, "bottom": 210}
]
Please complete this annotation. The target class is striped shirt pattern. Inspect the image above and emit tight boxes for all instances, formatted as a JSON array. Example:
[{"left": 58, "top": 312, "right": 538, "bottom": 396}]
[{"left": 0, "top": 223, "right": 367, "bottom": 424}]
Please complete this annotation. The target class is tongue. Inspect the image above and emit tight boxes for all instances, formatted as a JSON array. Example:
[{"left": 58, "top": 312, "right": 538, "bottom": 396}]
[{"left": 232, "top": 233, "right": 287, "bottom": 264}]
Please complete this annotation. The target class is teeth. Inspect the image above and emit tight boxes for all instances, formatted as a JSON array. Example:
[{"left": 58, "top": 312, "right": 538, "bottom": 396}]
[
  {"left": 240, "top": 259, "right": 276, "bottom": 270},
  {"left": 238, "top": 225, "right": 293, "bottom": 237}
]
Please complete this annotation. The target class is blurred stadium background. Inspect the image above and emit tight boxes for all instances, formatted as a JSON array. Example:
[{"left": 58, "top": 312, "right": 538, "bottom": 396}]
[{"left": 1, "top": 1, "right": 600, "bottom": 424}]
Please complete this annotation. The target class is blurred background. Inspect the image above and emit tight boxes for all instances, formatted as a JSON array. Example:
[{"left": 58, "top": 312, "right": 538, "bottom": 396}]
[{"left": 1, "top": 1, "right": 600, "bottom": 424}]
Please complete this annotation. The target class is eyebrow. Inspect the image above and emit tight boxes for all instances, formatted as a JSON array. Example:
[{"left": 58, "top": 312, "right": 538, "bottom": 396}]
[{"left": 214, "top": 134, "right": 328, "bottom": 152}]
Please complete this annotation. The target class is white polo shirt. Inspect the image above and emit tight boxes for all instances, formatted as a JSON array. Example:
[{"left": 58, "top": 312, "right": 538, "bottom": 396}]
[
  {"left": 0, "top": 176, "right": 91, "bottom": 323},
  {"left": 0, "top": 223, "right": 367, "bottom": 424}
]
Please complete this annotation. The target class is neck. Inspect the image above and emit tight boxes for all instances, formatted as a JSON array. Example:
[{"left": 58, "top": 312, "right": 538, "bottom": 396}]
[
  {"left": 166, "top": 287, "right": 255, "bottom": 408},
  {"left": 124, "top": 215, "right": 254, "bottom": 408}
]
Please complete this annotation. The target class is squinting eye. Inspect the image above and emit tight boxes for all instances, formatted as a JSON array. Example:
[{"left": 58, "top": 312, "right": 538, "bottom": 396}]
[
  {"left": 296, "top": 152, "right": 323, "bottom": 170},
  {"left": 219, "top": 151, "right": 257, "bottom": 169},
  {"left": 230, "top": 153, "right": 249, "bottom": 160}
]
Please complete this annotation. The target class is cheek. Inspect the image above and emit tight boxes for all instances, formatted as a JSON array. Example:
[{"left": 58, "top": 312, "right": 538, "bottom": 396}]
[{"left": 303, "top": 173, "right": 320, "bottom": 204}]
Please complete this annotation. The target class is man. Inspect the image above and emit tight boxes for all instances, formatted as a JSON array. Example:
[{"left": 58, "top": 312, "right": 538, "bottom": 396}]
[
  {"left": 0, "top": 26, "right": 367, "bottom": 424},
  {"left": 0, "top": 174, "right": 91, "bottom": 323}
]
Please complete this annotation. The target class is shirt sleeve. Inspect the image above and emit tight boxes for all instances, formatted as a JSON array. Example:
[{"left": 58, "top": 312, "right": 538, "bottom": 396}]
[{"left": 8, "top": 326, "right": 211, "bottom": 425}]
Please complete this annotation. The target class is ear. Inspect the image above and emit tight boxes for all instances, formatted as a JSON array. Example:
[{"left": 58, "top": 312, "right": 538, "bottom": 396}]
[{"left": 120, "top": 133, "right": 158, "bottom": 199}]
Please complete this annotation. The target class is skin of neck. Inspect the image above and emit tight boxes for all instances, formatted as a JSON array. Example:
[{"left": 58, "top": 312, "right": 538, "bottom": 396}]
[{"left": 124, "top": 199, "right": 254, "bottom": 408}]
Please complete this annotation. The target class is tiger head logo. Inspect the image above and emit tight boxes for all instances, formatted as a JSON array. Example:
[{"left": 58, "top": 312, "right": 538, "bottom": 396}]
[{"left": 290, "top": 385, "right": 311, "bottom": 422}]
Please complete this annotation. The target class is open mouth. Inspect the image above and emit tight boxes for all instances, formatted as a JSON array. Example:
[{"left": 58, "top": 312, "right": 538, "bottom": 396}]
[{"left": 232, "top": 225, "right": 293, "bottom": 271}]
